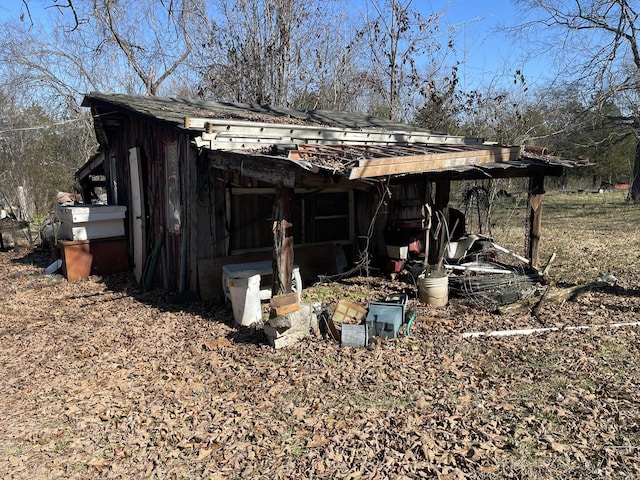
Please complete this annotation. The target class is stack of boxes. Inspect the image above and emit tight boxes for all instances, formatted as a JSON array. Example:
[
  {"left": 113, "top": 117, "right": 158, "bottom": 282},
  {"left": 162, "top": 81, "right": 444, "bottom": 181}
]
[{"left": 55, "top": 205, "right": 129, "bottom": 281}]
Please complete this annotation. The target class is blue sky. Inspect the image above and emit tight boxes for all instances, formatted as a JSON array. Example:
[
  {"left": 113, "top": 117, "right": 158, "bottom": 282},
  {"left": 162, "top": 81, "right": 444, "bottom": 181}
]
[
  {"left": 430, "top": 0, "right": 545, "bottom": 90},
  {"left": 0, "top": 0, "right": 45, "bottom": 22},
  {"left": 0, "top": 0, "right": 543, "bottom": 92}
]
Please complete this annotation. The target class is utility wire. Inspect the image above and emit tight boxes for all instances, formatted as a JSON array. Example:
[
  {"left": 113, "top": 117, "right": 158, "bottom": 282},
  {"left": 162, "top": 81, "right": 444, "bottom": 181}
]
[{"left": 0, "top": 117, "right": 85, "bottom": 134}]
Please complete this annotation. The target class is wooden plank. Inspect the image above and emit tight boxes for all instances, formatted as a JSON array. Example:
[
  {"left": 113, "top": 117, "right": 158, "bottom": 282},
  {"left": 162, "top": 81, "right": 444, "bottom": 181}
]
[
  {"left": 349, "top": 147, "right": 521, "bottom": 179},
  {"left": 197, "top": 259, "right": 216, "bottom": 302},
  {"left": 270, "top": 302, "right": 300, "bottom": 317},
  {"left": 207, "top": 151, "right": 297, "bottom": 188},
  {"left": 356, "top": 146, "right": 519, "bottom": 167},
  {"left": 351, "top": 158, "right": 475, "bottom": 179},
  {"left": 187, "top": 140, "right": 200, "bottom": 293},
  {"left": 270, "top": 292, "right": 299, "bottom": 308}
]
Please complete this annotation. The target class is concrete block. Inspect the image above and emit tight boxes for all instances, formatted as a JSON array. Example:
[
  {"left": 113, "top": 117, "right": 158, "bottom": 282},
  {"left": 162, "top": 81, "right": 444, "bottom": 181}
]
[
  {"left": 265, "top": 302, "right": 317, "bottom": 349},
  {"left": 268, "top": 303, "right": 312, "bottom": 329}
]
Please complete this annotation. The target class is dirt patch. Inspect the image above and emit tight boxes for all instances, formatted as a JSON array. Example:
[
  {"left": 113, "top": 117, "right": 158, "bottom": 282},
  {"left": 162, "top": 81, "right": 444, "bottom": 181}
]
[{"left": 1, "top": 192, "right": 640, "bottom": 479}]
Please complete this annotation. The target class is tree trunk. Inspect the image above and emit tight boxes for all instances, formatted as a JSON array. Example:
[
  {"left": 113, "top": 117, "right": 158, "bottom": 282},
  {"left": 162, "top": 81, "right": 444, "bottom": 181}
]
[
  {"left": 630, "top": 138, "right": 640, "bottom": 202},
  {"left": 525, "top": 174, "right": 545, "bottom": 268},
  {"left": 272, "top": 187, "right": 295, "bottom": 296}
]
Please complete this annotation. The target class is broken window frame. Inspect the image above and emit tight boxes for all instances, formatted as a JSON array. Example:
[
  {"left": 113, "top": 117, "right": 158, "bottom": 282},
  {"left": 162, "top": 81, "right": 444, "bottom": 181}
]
[{"left": 229, "top": 187, "right": 354, "bottom": 254}]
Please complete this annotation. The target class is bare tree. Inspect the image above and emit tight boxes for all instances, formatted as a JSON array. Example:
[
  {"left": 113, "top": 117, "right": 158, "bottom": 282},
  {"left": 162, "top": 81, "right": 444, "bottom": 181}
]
[
  {"left": 92, "top": 0, "right": 206, "bottom": 96},
  {"left": 0, "top": 90, "right": 92, "bottom": 219},
  {"left": 1, "top": 0, "right": 207, "bottom": 100},
  {"left": 360, "top": 0, "right": 452, "bottom": 121},
  {"left": 199, "top": 0, "right": 342, "bottom": 107},
  {"left": 0, "top": 0, "right": 208, "bottom": 217},
  {"left": 288, "top": 12, "right": 378, "bottom": 113},
  {"left": 514, "top": 0, "right": 640, "bottom": 200}
]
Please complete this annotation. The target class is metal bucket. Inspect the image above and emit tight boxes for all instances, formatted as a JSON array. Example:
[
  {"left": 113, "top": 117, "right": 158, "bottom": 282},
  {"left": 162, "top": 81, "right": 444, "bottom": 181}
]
[{"left": 341, "top": 324, "right": 369, "bottom": 347}]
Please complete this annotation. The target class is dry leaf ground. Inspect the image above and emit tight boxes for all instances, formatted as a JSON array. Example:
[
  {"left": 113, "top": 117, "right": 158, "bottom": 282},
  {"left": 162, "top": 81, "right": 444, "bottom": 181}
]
[{"left": 1, "top": 191, "right": 639, "bottom": 479}]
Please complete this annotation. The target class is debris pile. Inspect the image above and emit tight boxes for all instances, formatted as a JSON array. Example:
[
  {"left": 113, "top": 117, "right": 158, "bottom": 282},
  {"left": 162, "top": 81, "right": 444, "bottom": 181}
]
[
  {"left": 443, "top": 235, "right": 544, "bottom": 310},
  {"left": 317, "top": 294, "right": 413, "bottom": 348},
  {"left": 264, "top": 302, "right": 317, "bottom": 349}
]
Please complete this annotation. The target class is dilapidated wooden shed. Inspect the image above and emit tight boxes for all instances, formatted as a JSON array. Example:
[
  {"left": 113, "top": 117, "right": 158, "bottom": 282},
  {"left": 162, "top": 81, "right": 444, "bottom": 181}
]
[{"left": 78, "top": 93, "right": 583, "bottom": 300}]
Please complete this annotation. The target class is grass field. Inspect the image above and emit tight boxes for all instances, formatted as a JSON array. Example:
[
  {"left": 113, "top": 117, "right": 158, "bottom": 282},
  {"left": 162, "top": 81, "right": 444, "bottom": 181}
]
[{"left": 493, "top": 190, "right": 640, "bottom": 286}]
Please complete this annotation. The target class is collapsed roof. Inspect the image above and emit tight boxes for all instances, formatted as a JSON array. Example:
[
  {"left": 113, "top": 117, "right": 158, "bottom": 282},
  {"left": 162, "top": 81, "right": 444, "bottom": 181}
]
[{"left": 80, "top": 93, "right": 587, "bottom": 186}]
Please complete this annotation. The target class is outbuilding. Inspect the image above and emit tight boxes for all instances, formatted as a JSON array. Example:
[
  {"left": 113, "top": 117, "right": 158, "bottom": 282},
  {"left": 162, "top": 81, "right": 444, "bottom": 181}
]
[{"left": 77, "top": 93, "right": 582, "bottom": 300}]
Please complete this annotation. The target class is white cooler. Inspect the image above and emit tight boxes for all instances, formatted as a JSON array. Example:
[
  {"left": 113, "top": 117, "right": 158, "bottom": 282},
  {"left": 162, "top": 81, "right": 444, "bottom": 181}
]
[{"left": 58, "top": 205, "right": 127, "bottom": 241}]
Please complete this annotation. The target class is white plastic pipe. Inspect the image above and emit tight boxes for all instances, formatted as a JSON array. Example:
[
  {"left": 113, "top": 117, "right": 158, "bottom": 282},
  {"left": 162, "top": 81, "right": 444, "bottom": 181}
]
[
  {"left": 490, "top": 243, "right": 531, "bottom": 265},
  {"left": 462, "top": 321, "right": 640, "bottom": 339}
]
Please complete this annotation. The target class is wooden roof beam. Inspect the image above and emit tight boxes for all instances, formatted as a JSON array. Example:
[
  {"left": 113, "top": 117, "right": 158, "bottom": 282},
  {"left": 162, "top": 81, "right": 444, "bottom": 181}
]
[{"left": 349, "top": 147, "right": 521, "bottom": 179}]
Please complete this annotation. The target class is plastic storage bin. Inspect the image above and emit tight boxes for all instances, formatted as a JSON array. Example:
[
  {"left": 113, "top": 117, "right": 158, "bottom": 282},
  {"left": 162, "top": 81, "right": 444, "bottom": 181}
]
[
  {"left": 366, "top": 294, "right": 407, "bottom": 339},
  {"left": 227, "top": 274, "right": 262, "bottom": 326},
  {"left": 58, "top": 205, "right": 127, "bottom": 241}
]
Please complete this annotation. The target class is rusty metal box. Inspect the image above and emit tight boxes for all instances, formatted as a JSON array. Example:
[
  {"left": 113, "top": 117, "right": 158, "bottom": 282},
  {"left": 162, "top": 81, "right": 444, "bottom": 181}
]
[{"left": 55, "top": 236, "right": 129, "bottom": 281}]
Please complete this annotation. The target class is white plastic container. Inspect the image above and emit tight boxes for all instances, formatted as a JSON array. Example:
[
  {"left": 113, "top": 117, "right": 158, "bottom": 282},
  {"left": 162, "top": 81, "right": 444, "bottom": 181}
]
[
  {"left": 386, "top": 245, "right": 409, "bottom": 260},
  {"left": 58, "top": 205, "right": 127, "bottom": 241},
  {"left": 227, "top": 274, "right": 262, "bottom": 326},
  {"left": 418, "top": 274, "right": 449, "bottom": 307},
  {"left": 221, "top": 260, "right": 302, "bottom": 302}
]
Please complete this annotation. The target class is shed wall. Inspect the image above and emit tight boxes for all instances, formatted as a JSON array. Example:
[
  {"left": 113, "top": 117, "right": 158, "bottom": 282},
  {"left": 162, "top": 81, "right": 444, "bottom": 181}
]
[{"left": 98, "top": 113, "right": 193, "bottom": 291}]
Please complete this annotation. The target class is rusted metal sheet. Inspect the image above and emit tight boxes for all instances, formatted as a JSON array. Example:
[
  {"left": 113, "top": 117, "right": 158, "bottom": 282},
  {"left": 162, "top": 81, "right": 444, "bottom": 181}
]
[{"left": 55, "top": 237, "right": 129, "bottom": 282}]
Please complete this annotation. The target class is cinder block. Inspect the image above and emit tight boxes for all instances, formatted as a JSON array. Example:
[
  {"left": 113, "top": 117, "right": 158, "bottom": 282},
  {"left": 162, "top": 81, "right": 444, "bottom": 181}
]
[{"left": 265, "top": 302, "right": 315, "bottom": 348}]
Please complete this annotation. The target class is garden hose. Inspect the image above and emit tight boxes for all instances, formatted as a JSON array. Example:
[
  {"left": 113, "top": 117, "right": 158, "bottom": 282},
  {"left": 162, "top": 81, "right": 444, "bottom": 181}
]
[{"left": 406, "top": 309, "right": 417, "bottom": 336}]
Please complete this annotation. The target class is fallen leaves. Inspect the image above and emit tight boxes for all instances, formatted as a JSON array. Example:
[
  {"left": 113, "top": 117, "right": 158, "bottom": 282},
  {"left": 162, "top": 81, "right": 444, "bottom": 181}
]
[
  {"left": 202, "top": 337, "right": 231, "bottom": 350},
  {"left": 306, "top": 435, "right": 329, "bottom": 448},
  {"left": 1, "top": 247, "right": 640, "bottom": 479}
]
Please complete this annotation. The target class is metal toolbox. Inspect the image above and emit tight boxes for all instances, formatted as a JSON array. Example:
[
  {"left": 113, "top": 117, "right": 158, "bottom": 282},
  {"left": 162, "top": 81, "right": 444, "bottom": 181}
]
[{"left": 366, "top": 294, "right": 407, "bottom": 339}]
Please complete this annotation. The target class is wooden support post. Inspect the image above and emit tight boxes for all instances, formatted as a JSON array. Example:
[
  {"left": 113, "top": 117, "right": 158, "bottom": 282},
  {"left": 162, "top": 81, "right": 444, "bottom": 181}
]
[
  {"left": 272, "top": 187, "right": 295, "bottom": 296},
  {"left": 526, "top": 174, "right": 545, "bottom": 268},
  {"left": 431, "top": 179, "right": 450, "bottom": 267},
  {"left": 429, "top": 179, "right": 451, "bottom": 265},
  {"left": 423, "top": 179, "right": 432, "bottom": 270}
]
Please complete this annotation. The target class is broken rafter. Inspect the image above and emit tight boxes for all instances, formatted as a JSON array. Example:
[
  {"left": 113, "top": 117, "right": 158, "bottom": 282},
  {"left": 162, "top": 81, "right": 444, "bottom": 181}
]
[
  {"left": 349, "top": 146, "right": 521, "bottom": 179},
  {"left": 289, "top": 144, "right": 366, "bottom": 162}
]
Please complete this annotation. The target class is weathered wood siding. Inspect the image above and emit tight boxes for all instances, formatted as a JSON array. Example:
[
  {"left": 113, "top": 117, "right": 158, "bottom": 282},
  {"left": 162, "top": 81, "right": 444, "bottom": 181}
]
[{"left": 97, "top": 112, "right": 196, "bottom": 292}]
